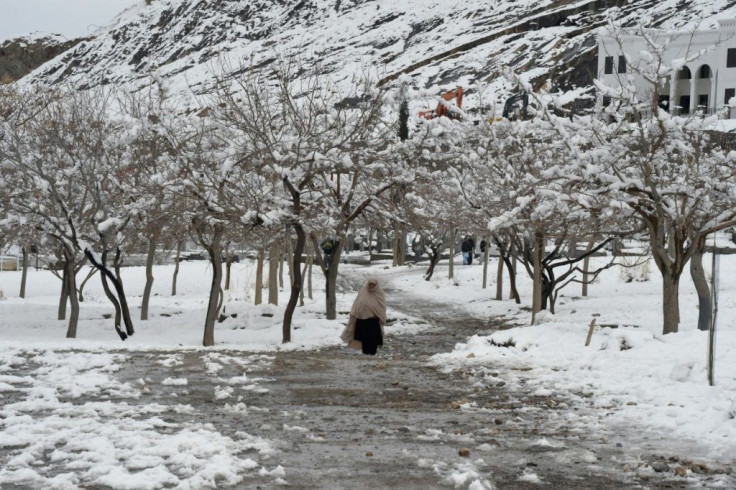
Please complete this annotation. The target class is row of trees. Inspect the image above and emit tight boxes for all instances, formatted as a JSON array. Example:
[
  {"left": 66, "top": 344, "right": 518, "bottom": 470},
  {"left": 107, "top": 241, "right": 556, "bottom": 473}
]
[
  {"left": 0, "top": 67, "right": 419, "bottom": 345},
  {"left": 394, "top": 30, "right": 736, "bottom": 334},
  {"left": 1, "top": 42, "right": 735, "bottom": 345},
  {"left": 411, "top": 82, "right": 736, "bottom": 333}
]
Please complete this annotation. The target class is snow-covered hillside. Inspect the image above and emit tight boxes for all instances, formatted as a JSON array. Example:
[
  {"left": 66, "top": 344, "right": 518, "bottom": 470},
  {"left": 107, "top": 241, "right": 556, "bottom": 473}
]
[{"left": 22, "top": 0, "right": 736, "bottom": 107}]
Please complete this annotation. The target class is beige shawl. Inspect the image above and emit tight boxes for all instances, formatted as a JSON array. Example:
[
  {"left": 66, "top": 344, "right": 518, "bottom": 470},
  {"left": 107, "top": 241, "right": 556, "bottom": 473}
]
[{"left": 341, "top": 278, "right": 386, "bottom": 348}]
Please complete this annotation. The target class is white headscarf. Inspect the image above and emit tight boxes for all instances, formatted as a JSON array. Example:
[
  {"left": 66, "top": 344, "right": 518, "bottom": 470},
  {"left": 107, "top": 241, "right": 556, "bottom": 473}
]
[{"left": 350, "top": 277, "right": 386, "bottom": 325}]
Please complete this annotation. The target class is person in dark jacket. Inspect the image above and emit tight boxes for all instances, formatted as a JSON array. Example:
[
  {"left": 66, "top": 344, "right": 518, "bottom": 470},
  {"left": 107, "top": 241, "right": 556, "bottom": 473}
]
[
  {"left": 461, "top": 237, "right": 474, "bottom": 265},
  {"left": 321, "top": 238, "right": 335, "bottom": 270}
]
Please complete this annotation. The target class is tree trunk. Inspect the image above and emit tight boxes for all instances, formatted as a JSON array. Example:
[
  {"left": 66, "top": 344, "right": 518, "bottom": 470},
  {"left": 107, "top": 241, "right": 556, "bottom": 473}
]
[
  {"left": 255, "top": 247, "right": 264, "bottom": 305},
  {"left": 286, "top": 236, "right": 294, "bottom": 284},
  {"left": 78, "top": 267, "right": 97, "bottom": 303},
  {"left": 448, "top": 228, "right": 456, "bottom": 279},
  {"left": 397, "top": 224, "right": 407, "bottom": 266},
  {"left": 100, "top": 251, "right": 123, "bottom": 339},
  {"left": 58, "top": 259, "right": 68, "bottom": 321},
  {"left": 501, "top": 252, "right": 521, "bottom": 304},
  {"left": 531, "top": 231, "right": 544, "bottom": 325},
  {"left": 543, "top": 278, "right": 554, "bottom": 313},
  {"left": 299, "top": 261, "right": 307, "bottom": 307},
  {"left": 64, "top": 249, "right": 79, "bottom": 338},
  {"left": 424, "top": 247, "right": 441, "bottom": 281},
  {"left": 224, "top": 253, "right": 233, "bottom": 291},
  {"left": 346, "top": 234, "right": 355, "bottom": 253},
  {"left": 114, "top": 250, "right": 123, "bottom": 283},
  {"left": 690, "top": 241, "right": 711, "bottom": 332},
  {"left": 172, "top": 241, "right": 182, "bottom": 296},
  {"left": 662, "top": 272, "right": 680, "bottom": 335},
  {"left": 482, "top": 237, "right": 490, "bottom": 289},
  {"left": 283, "top": 225, "right": 306, "bottom": 343},
  {"left": 203, "top": 232, "right": 223, "bottom": 347},
  {"left": 325, "top": 239, "right": 344, "bottom": 320},
  {"left": 268, "top": 242, "right": 279, "bottom": 305},
  {"left": 367, "top": 227, "right": 374, "bottom": 262},
  {"left": 307, "top": 251, "right": 313, "bottom": 300},
  {"left": 392, "top": 228, "right": 399, "bottom": 267},
  {"left": 612, "top": 238, "right": 622, "bottom": 256},
  {"left": 114, "top": 249, "right": 135, "bottom": 337},
  {"left": 141, "top": 236, "right": 157, "bottom": 321},
  {"left": 278, "top": 241, "right": 285, "bottom": 289},
  {"left": 495, "top": 254, "right": 504, "bottom": 300},
  {"left": 216, "top": 284, "right": 224, "bottom": 313},
  {"left": 582, "top": 237, "right": 595, "bottom": 297},
  {"left": 85, "top": 248, "right": 135, "bottom": 338},
  {"left": 19, "top": 245, "right": 28, "bottom": 298},
  {"left": 299, "top": 244, "right": 309, "bottom": 307}
]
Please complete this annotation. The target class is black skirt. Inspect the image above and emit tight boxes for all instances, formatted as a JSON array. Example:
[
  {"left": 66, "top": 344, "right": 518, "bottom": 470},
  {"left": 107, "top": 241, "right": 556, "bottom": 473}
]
[{"left": 354, "top": 317, "right": 383, "bottom": 355}]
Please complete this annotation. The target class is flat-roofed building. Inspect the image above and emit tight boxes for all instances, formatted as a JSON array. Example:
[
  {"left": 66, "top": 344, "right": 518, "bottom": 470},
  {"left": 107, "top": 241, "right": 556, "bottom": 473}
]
[{"left": 598, "top": 20, "right": 736, "bottom": 116}]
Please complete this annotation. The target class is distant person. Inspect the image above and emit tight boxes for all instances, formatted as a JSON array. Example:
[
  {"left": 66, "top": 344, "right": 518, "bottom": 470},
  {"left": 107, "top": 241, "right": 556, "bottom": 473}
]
[
  {"left": 321, "top": 238, "right": 335, "bottom": 270},
  {"left": 411, "top": 236, "right": 423, "bottom": 262},
  {"left": 461, "top": 237, "right": 474, "bottom": 265},
  {"left": 480, "top": 239, "right": 487, "bottom": 264},
  {"left": 341, "top": 277, "right": 386, "bottom": 355}
]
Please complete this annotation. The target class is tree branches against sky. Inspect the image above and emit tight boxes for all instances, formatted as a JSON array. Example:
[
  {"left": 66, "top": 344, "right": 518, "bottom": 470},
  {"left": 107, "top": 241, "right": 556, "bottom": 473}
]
[{"left": 0, "top": 0, "right": 138, "bottom": 41}]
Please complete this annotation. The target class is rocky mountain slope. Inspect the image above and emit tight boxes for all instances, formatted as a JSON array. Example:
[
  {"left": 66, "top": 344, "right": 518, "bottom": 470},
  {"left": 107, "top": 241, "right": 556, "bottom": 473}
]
[
  {"left": 20, "top": 0, "right": 736, "bottom": 108},
  {"left": 0, "top": 34, "right": 84, "bottom": 83}
]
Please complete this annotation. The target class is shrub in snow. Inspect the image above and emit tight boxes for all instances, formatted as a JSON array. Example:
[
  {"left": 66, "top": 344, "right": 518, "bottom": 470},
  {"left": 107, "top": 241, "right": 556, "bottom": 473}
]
[{"left": 490, "top": 337, "right": 515, "bottom": 348}]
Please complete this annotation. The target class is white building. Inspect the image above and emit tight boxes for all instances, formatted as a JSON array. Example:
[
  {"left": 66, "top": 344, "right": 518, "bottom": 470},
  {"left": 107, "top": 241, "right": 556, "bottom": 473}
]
[{"left": 598, "top": 20, "right": 736, "bottom": 116}]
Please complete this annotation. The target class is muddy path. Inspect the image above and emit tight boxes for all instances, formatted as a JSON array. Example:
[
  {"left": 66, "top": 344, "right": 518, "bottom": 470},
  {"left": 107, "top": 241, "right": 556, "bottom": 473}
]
[
  {"left": 1, "top": 275, "right": 733, "bottom": 489},
  {"left": 236, "top": 281, "right": 728, "bottom": 489}
]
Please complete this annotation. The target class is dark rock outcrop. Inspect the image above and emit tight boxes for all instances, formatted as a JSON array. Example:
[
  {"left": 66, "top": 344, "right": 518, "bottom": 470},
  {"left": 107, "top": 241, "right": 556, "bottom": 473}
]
[{"left": 0, "top": 35, "right": 84, "bottom": 83}]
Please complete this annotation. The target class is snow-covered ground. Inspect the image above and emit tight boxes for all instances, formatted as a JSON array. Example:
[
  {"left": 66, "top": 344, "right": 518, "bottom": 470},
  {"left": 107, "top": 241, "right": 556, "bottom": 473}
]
[
  {"left": 1, "top": 249, "right": 735, "bottom": 487},
  {"left": 0, "top": 258, "right": 435, "bottom": 488},
  {"left": 0, "top": 348, "right": 280, "bottom": 488},
  {"left": 0, "top": 260, "right": 354, "bottom": 351},
  {"left": 384, "top": 253, "right": 736, "bottom": 461}
]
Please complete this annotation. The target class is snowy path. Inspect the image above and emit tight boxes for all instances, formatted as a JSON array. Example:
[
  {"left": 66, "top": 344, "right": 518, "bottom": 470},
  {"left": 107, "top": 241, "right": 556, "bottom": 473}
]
[{"left": 1, "top": 278, "right": 733, "bottom": 488}]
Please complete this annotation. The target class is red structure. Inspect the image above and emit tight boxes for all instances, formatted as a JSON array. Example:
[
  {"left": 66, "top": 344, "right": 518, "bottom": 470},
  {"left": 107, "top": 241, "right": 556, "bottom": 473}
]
[{"left": 419, "top": 87, "right": 464, "bottom": 120}]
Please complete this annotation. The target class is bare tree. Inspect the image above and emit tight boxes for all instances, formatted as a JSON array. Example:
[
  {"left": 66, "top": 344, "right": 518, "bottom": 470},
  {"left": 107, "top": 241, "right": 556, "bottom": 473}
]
[
  {"left": 117, "top": 83, "right": 183, "bottom": 320},
  {"left": 212, "top": 63, "right": 405, "bottom": 337},
  {"left": 2, "top": 87, "right": 135, "bottom": 339}
]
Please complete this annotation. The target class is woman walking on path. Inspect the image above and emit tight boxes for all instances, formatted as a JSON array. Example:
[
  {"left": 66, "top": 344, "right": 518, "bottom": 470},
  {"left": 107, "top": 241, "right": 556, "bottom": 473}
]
[{"left": 341, "top": 277, "right": 386, "bottom": 355}]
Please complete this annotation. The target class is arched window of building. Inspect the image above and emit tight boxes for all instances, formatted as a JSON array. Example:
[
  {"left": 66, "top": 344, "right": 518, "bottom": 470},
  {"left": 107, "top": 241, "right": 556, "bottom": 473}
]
[{"left": 695, "top": 65, "right": 713, "bottom": 112}]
